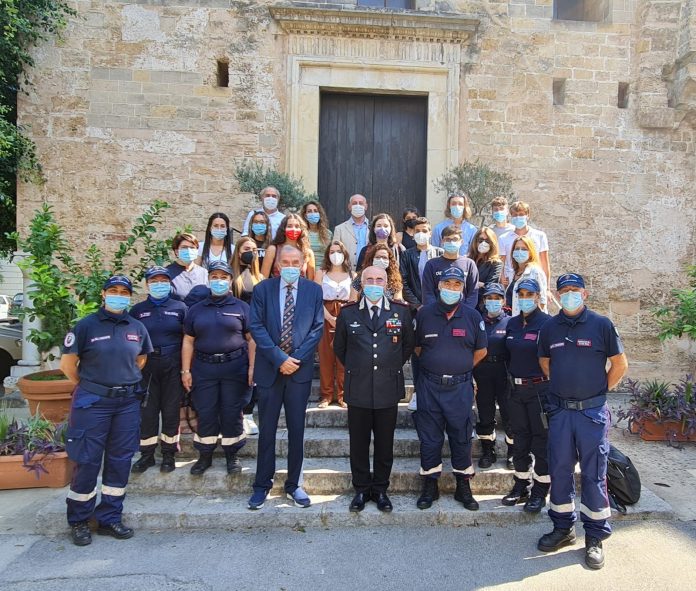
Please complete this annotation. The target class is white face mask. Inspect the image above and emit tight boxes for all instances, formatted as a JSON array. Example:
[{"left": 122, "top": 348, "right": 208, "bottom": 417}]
[
  {"left": 414, "top": 232, "right": 429, "bottom": 246},
  {"left": 477, "top": 241, "right": 491, "bottom": 254},
  {"left": 373, "top": 257, "right": 389, "bottom": 270},
  {"left": 263, "top": 196, "right": 278, "bottom": 210},
  {"left": 329, "top": 252, "right": 345, "bottom": 266},
  {"left": 351, "top": 204, "right": 366, "bottom": 218}
]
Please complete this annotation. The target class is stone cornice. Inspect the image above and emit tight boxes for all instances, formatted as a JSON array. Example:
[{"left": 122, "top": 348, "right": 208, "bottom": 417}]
[{"left": 269, "top": 4, "right": 479, "bottom": 44}]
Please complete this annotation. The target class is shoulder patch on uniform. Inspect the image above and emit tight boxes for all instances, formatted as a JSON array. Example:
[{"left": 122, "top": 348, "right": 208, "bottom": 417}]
[
  {"left": 614, "top": 326, "right": 620, "bottom": 338},
  {"left": 479, "top": 321, "right": 485, "bottom": 331},
  {"left": 64, "top": 332, "right": 75, "bottom": 348}
]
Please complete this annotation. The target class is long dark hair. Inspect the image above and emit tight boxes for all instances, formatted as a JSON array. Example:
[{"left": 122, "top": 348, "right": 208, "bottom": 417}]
[
  {"left": 362, "top": 243, "right": 402, "bottom": 294},
  {"left": 272, "top": 213, "right": 311, "bottom": 257},
  {"left": 300, "top": 200, "right": 332, "bottom": 246},
  {"left": 367, "top": 213, "right": 398, "bottom": 248},
  {"left": 200, "top": 212, "right": 232, "bottom": 268},
  {"left": 321, "top": 240, "right": 352, "bottom": 274},
  {"left": 249, "top": 210, "right": 271, "bottom": 248}
]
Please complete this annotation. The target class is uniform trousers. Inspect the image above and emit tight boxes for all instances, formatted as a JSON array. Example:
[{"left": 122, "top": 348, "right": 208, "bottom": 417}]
[
  {"left": 65, "top": 386, "right": 140, "bottom": 525},
  {"left": 546, "top": 398, "right": 612, "bottom": 540},
  {"left": 508, "top": 383, "right": 549, "bottom": 490},
  {"left": 414, "top": 375, "right": 475, "bottom": 479},
  {"left": 348, "top": 404, "right": 398, "bottom": 494},
  {"left": 139, "top": 352, "right": 183, "bottom": 454},
  {"left": 191, "top": 354, "right": 251, "bottom": 454},
  {"left": 472, "top": 361, "right": 511, "bottom": 442},
  {"left": 318, "top": 300, "right": 346, "bottom": 403}
]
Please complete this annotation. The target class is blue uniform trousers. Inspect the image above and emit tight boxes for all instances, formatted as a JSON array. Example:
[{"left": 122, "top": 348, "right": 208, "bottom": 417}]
[
  {"left": 473, "top": 361, "right": 511, "bottom": 442},
  {"left": 191, "top": 356, "right": 251, "bottom": 454},
  {"left": 253, "top": 375, "right": 311, "bottom": 493},
  {"left": 414, "top": 376, "right": 475, "bottom": 479},
  {"left": 65, "top": 386, "right": 140, "bottom": 525},
  {"left": 140, "top": 353, "right": 183, "bottom": 454},
  {"left": 546, "top": 400, "right": 612, "bottom": 540}
]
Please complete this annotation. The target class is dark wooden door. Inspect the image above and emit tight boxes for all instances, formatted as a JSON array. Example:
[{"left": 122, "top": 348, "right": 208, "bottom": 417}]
[{"left": 318, "top": 92, "right": 428, "bottom": 229}]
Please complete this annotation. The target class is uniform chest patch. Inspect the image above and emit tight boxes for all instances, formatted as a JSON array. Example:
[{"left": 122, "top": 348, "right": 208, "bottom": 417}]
[
  {"left": 138, "top": 312, "right": 152, "bottom": 318},
  {"left": 350, "top": 322, "right": 361, "bottom": 328},
  {"left": 550, "top": 342, "right": 565, "bottom": 349},
  {"left": 222, "top": 312, "right": 241, "bottom": 317},
  {"left": 452, "top": 328, "right": 466, "bottom": 337},
  {"left": 424, "top": 333, "right": 438, "bottom": 338},
  {"left": 163, "top": 311, "right": 179, "bottom": 317},
  {"left": 524, "top": 333, "right": 537, "bottom": 341},
  {"left": 90, "top": 335, "right": 111, "bottom": 343},
  {"left": 495, "top": 330, "right": 506, "bottom": 335},
  {"left": 577, "top": 339, "right": 592, "bottom": 347},
  {"left": 126, "top": 334, "right": 141, "bottom": 342}
]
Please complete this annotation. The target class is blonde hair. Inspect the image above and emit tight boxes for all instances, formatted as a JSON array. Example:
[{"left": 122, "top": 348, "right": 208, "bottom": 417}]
[
  {"left": 510, "top": 200, "right": 530, "bottom": 216},
  {"left": 445, "top": 193, "right": 473, "bottom": 220},
  {"left": 231, "top": 236, "right": 262, "bottom": 298},
  {"left": 511, "top": 235, "right": 540, "bottom": 274}
]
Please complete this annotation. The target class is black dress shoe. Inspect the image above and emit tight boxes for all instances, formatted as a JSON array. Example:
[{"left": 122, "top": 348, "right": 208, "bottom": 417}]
[
  {"left": 523, "top": 495, "right": 546, "bottom": 514},
  {"left": 537, "top": 527, "right": 576, "bottom": 552},
  {"left": 131, "top": 454, "right": 155, "bottom": 473},
  {"left": 70, "top": 521, "right": 92, "bottom": 546},
  {"left": 160, "top": 452, "right": 175, "bottom": 473},
  {"left": 371, "top": 491, "right": 393, "bottom": 513},
  {"left": 349, "top": 493, "right": 368, "bottom": 513},
  {"left": 190, "top": 453, "right": 213, "bottom": 475},
  {"left": 97, "top": 522, "right": 134, "bottom": 540}
]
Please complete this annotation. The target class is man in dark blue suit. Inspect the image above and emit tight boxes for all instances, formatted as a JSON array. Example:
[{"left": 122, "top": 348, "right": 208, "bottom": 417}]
[{"left": 248, "top": 245, "right": 324, "bottom": 509}]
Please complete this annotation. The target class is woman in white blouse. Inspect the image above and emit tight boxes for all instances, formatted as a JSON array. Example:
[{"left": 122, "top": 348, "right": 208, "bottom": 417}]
[{"left": 505, "top": 235, "right": 547, "bottom": 317}]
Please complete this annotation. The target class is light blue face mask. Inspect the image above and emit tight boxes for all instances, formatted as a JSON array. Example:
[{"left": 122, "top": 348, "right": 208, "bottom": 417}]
[
  {"left": 512, "top": 249, "right": 529, "bottom": 264},
  {"left": 148, "top": 282, "right": 171, "bottom": 300},
  {"left": 305, "top": 212, "right": 321, "bottom": 225},
  {"left": 440, "top": 288, "right": 462, "bottom": 306},
  {"left": 518, "top": 298, "right": 537, "bottom": 314},
  {"left": 560, "top": 291, "right": 584, "bottom": 312},
  {"left": 450, "top": 205, "right": 464, "bottom": 219},
  {"left": 211, "top": 229, "right": 227, "bottom": 240},
  {"left": 104, "top": 295, "right": 130, "bottom": 312},
  {"left": 443, "top": 241, "right": 461, "bottom": 254},
  {"left": 178, "top": 247, "right": 198, "bottom": 263},
  {"left": 280, "top": 266, "right": 301, "bottom": 284},
  {"left": 510, "top": 216, "right": 527, "bottom": 229},
  {"left": 251, "top": 223, "right": 267, "bottom": 236},
  {"left": 485, "top": 299, "right": 503, "bottom": 315},
  {"left": 210, "top": 279, "right": 230, "bottom": 296},
  {"left": 363, "top": 284, "right": 384, "bottom": 302},
  {"left": 492, "top": 211, "right": 507, "bottom": 223}
]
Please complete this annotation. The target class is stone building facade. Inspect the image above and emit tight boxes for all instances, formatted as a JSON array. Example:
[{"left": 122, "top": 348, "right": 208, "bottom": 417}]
[{"left": 16, "top": 0, "right": 696, "bottom": 377}]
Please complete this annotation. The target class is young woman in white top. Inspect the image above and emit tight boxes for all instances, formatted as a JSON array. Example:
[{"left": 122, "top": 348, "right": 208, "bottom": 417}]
[
  {"left": 314, "top": 240, "right": 354, "bottom": 409},
  {"left": 197, "top": 212, "right": 233, "bottom": 268},
  {"left": 505, "top": 235, "right": 547, "bottom": 317}
]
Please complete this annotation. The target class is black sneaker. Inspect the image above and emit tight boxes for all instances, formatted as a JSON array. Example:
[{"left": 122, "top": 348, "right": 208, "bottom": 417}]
[
  {"left": 70, "top": 521, "right": 92, "bottom": 546},
  {"left": 537, "top": 527, "right": 576, "bottom": 552},
  {"left": 502, "top": 478, "right": 530, "bottom": 506},
  {"left": 585, "top": 536, "right": 605, "bottom": 570},
  {"left": 97, "top": 522, "right": 134, "bottom": 540}
]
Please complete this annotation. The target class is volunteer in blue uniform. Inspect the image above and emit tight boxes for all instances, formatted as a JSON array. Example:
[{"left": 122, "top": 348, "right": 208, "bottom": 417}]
[
  {"left": 472, "top": 283, "right": 512, "bottom": 470},
  {"left": 60, "top": 275, "right": 153, "bottom": 547},
  {"left": 501, "top": 278, "right": 551, "bottom": 513},
  {"left": 537, "top": 273, "right": 628, "bottom": 570},
  {"left": 414, "top": 267, "right": 487, "bottom": 511},
  {"left": 181, "top": 261, "right": 255, "bottom": 475},
  {"left": 129, "top": 266, "right": 187, "bottom": 473}
]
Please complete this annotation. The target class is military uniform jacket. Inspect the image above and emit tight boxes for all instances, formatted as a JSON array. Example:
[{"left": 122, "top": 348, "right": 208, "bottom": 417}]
[{"left": 334, "top": 298, "right": 415, "bottom": 409}]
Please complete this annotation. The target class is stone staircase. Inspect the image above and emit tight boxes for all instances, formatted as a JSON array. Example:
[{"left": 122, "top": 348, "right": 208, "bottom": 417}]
[{"left": 35, "top": 384, "right": 674, "bottom": 533}]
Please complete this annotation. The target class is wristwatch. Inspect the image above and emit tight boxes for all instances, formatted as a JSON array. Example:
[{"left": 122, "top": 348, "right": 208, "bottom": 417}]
[{"left": 180, "top": 369, "right": 191, "bottom": 374}]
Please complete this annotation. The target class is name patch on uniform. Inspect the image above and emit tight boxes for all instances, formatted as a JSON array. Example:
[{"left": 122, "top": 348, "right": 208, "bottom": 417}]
[
  {"left": 222, "top": 312, "right": 241, "bottom": 317},
  {"left": 424, "top": 333, "right": 438, "bottom": 338},
  {"left": 90, "top": 335, "right": 111, "bottom": 343},
  {"left": 495, "top": 330, "right": 506, "bottom": 335},
  {"left": 126, "top": 334, "right": 141, "bottom": 342},
  {"left": 524, "top": 333, "right": 537, "bottom": 341},
  {"left": 452, "top": 328, "right": 466, "bottom": 337},
  {"left": 577, "top": 339, "right": 592, "bottom": 347},
  {"left": 163, "top": 311, "right": 179, "bottom": 317},
  {"left": 550, "top": 342, "right": 565, "bottom": 349},
  {"left": 138, "top": 312, "right": 152, "bottom": 318},
  {"left": 64, "top": 332, "right": 75, "bottom": 347}
]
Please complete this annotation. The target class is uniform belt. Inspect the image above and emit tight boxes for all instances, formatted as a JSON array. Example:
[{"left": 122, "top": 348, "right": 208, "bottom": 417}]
[
  {"left": 79, "top": 380, "right": 140, "bottom": 398},
  {"left": 482, "top": 355, "right": 506, "bottom": 363},
  {"left": 421, "top": 369, "right": 472, "bottom": 386},
  {"left": 547, "top": 392, "right": 606, "bottom": 411},
  {"left": 151, "top": 343, "right": 180, "bottom": 356},
  {"left": 195, "top": 349, "right": 246, "bottom": 363},
  {"left": 512, "top": 376, "right": 549, "bottom": 386}
]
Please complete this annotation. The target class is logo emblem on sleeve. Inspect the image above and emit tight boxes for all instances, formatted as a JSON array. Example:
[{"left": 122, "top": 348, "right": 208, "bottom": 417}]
[
  {"left": 64, "top": 332, "right": 75, "bottom": 347},
  {"left": 479, "top": 321, "right": 485, "bottom": 331}
]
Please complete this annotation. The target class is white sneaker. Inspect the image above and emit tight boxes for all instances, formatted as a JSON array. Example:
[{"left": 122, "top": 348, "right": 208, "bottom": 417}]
[
  {"left": 243, "top": 414, "right": 259, "bottom": 435},
  {"left": 407, "top": 392, "right": 417, "bottom": 412}
]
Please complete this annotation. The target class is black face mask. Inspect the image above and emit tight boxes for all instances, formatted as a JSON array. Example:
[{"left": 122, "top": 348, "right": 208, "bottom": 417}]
[
  {"left": 403, "top": 219, "right": 417, "bottom": 230},
  {"left": 240, "top": 251, "right": 255, "bottom": 266},
  {"left": 437, "top": 299, "right": 459, "bottom": 314}
]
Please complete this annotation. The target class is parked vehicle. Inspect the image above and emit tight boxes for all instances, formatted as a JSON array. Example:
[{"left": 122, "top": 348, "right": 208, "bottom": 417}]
[
  {"left": 0, "top": 319, "right": 22, "bottom": 381},
  {"left": 9, "top": 293, "right": 22, "bottom": 317},
  {"left": 0, "top": 295, "right": 10, "bottom": 319}
]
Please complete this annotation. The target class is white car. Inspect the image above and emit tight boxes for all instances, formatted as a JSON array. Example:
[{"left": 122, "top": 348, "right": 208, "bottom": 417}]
[{"left": 0, "top": 295, "right": 10, "bottom": 319}]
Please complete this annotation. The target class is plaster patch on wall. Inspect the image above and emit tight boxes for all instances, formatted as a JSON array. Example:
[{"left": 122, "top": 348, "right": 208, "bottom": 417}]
[{"left": 122, "top": 5, "right": 166, "bottom": 42}]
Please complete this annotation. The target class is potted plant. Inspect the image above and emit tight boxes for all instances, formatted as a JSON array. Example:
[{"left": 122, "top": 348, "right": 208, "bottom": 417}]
[
  {"left": 11, "top": 200, "right": 172, "bottom": 421},
  {"left": 0, "top": 407, "right": 72, "bottom": 489},
  {"left": 617, "top": 377, "right": 696, "bottom": 443}
]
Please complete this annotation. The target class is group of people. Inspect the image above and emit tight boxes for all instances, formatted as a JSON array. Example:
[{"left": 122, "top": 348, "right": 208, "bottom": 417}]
[{"left": 59, "top": 187, "right": 628, "bottom": 571}]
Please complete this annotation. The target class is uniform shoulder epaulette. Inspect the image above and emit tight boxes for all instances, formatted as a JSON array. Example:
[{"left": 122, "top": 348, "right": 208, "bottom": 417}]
[{"left": 390, "top": 300, "right": 409, "bottom": 309}]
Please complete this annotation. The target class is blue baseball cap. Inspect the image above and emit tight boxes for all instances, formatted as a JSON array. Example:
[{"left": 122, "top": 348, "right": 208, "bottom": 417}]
[
  {"left": 103, "top": 275, "right": 133, "bottom": 292},
  {"left": 207, "top": 261, "right": 233, "bottom": 276},
  {"left": 440, "top": 267, "right": 466, "bottom": 283},
  {"left": 516, "top": 278, "right": 541, "bottom": 293},
  {"left": 483, "top": 283, "right": 505, "bottom": 297},
  {"left": 144, "top": 266, "right": 171, "bottom": 281},
  {"left": 556, "top": 273, "right": 585, "bottom": 290}
]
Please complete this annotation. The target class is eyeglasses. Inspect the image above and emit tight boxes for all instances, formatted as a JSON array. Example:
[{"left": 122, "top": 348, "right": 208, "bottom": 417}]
[{"left": 477, "top": 238, "right": 489, "bottom": 243}]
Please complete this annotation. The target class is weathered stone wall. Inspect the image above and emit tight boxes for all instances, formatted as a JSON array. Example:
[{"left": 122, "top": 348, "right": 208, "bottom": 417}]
[{"left": 16, "top": 0, "right": 696, "bottom": 378}]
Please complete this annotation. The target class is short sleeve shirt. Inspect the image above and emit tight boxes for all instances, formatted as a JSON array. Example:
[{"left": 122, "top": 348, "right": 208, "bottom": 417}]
[
  {"left": 505, "top": 308, "right": 551, "bottom": 378},
  {"left": 184, "top": 294, "right": 250, "bottom": 354},
  {"left": 166, "top": 262, "right": 208, "bottom": 302},
  {"left": 129, "top": 296, "right": 187, "bottom": 349}
]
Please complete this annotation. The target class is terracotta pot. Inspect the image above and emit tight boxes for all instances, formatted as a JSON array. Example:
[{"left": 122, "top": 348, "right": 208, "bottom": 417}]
[
  {"left": 17, "top": 369, "right": 74, "bottom": 422},
  {"left": 629, "top": 418, "right": 696, "bottom": 442},
  {"left": 0, "top": 452, "right": 73, "bottom": 490}
]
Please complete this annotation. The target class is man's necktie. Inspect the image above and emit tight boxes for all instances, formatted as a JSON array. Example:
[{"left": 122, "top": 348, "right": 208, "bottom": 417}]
[
  {"left": 371, "top": 305, "right": 379, "bottom": 329},
  {"left": 280, "top": 284, "right": 295, "bottom": 353}
]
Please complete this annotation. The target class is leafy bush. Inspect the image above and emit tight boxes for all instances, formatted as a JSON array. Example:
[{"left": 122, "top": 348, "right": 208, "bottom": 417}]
[
  {"left": 234, "top": 161, "right": 316, "bottom": 212},
  {"left": 655, "top": 265, "right": 696, "bottom": 343}
]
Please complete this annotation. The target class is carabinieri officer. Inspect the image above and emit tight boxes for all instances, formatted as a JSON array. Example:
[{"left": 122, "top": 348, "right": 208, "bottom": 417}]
[
  {"left": 129, "top": 266, "right": 187, "bottom": 473},
  {"left": 181, "top": 261, "right": 255, "bottom": 476},
  {"left": 537, "top": 273, "right": 628, "bottom": 570},
  {"left": 414, "top": 266, "right": 487, "bottom": 512},
  {"left": 502, "top": 278, "right": 551, "bottom": 513},
  {"left": 60, "top": 275, "right": 153, "bottom": 547}
]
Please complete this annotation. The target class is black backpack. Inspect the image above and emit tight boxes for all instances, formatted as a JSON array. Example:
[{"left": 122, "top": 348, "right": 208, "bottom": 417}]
[{"left": 606, "top": 445, "right": 641, "bottom": 514}]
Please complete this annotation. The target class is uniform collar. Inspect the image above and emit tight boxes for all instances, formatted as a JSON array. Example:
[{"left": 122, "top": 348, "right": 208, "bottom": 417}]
[
  {"left": 98, "top": 307, "right": 131, "bottom": 324},
  {"left": 147, "top": 295, "right": 170, "bottom": 306},
  {"left": 435, "top": 301, "right": 464, "bottom": 318},
  {"left": 203, "top": 294, "right": 236, "bottom": 307},
  {"left": 358, "top": 296, "right": 390, "bottom": 311},
  {"left": 558, "top": 306, "right": 588, "bottom": 326},
  {"left": 484, "top": 311, "right": 507, "bottom": 324},
  {"left": 522, "top": 307, "right": 542, "bottom": 324}
]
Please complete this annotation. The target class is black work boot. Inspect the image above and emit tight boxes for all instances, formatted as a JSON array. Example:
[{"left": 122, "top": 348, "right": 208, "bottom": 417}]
[
  {"left": 506, "top": 442, "right": 515, "bottom": 470},
  {"left": 131, "top": 452, "right": 156, "bottom": 473},
  {"left": 70, "top": 521, "right": 92, "bottom": 546},
  {"left": 190, "top": 452, "right": 213, "bottom": 475},
  {"left": 416, "top": 477, "right": 439, "bottom": 509},
  {"left": 478, "top": 439, "right": 497, "bottom": 469},
  {"left": 502, "top": 477, "right": 530, "bottom": 506},
  {"left": 524, "top": 480, "right": 550, "bottom": 514},
  {"left": 225, "top": 450, "right": 242, "bottom": 474},
  {"left": 160, "top": 452, "right": 176, "bottom": 473},
  {"left": 537, "top": 527, "right": 577, "bottom": 552},
  {"left": 585, "top": 536, "right": 605, "bottom": 570},
  {"left": 454, "top": 475, "right": 479, "bottom": 511}
]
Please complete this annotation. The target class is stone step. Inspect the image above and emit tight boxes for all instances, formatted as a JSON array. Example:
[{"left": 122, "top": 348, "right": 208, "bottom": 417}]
[
  {"left": 175, "top": 427, "right": 509, "bottom": 459},
  {"left": 34, "top": 488, "right": 673, "bottom": 535},
  {"left": 130, "top": 458, "right": 532, "bottom": 496}
]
